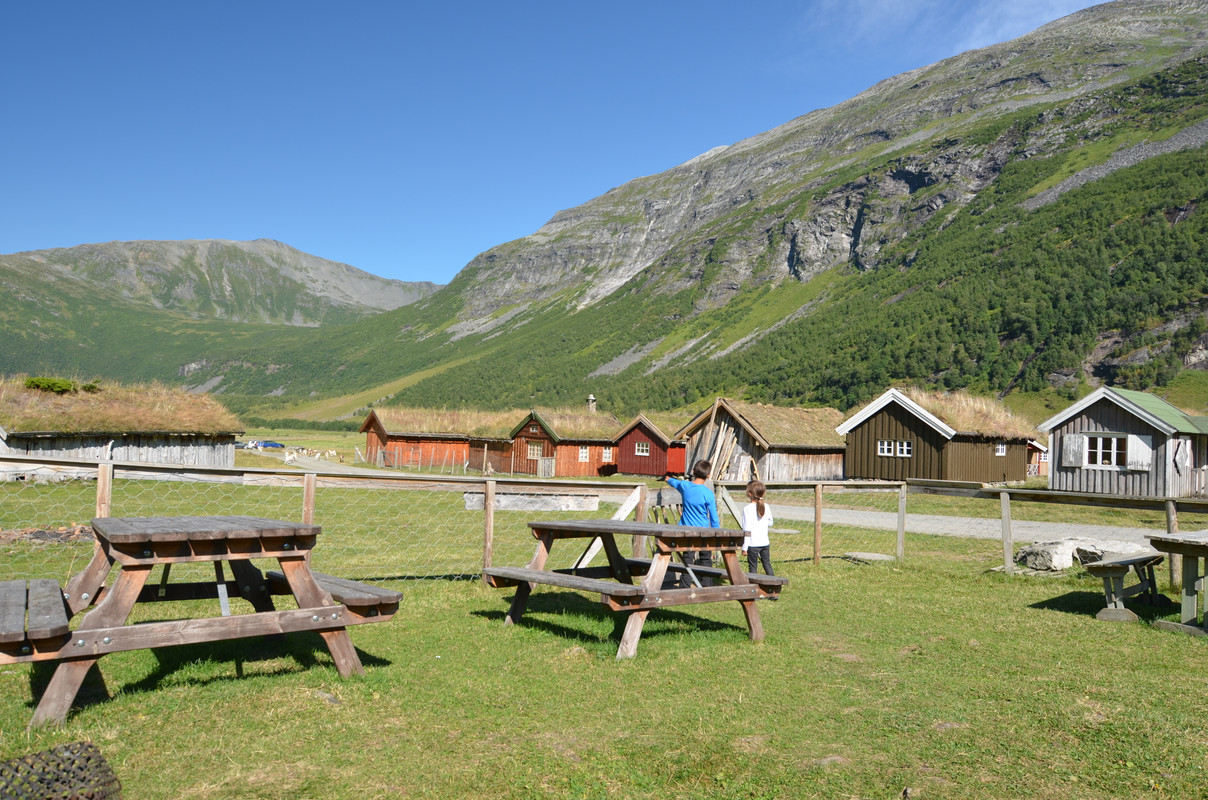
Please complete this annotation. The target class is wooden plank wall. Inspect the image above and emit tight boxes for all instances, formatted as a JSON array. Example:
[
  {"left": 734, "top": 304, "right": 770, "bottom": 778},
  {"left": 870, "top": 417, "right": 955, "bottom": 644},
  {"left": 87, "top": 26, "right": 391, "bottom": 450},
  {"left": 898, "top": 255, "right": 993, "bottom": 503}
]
[{"left": 1049, "top": 398, "right": 1166, "bottom": 496}]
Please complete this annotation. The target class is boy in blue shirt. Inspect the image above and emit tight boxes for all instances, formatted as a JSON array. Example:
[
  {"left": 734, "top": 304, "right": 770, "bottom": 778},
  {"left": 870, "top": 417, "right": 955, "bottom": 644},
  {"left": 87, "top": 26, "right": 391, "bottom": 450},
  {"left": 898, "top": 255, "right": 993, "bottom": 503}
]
[{"left": 665, "top": 459, "right": 719, "bottom": 585}]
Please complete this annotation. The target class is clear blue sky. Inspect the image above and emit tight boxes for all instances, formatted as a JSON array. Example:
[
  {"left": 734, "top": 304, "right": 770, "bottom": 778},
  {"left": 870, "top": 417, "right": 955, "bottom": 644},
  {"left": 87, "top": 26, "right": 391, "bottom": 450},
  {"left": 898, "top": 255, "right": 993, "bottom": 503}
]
[{"left": 1, "top": 1, "right": 1102, "bottom": 285}]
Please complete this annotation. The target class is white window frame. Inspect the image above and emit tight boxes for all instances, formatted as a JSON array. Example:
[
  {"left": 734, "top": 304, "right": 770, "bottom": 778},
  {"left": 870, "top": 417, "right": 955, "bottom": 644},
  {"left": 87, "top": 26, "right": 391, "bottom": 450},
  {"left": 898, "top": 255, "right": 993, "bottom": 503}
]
[
  {"left": 603, "top": 446, "right": 613, "bottom": 462},
  {"left": 878, "top": 439, "right": 912, "bottom": 457},
  {"left": 578, "top": 445, "right": 590, "bottom": 463},
  {"left": 529, "top": 425, "right": 539, "bottom": 434},
  {"left": 527, "top": 442, "right": 542, "bottom": 460},
  {"left": 995, "top": 443, "right": 1007, "bottom": 457},
  {"left": 895, "top": 440, "right": 913, "bottom": 458},
  {"left": 1086, "top": 434, "right": 1127, "bottom": 468},
  {"left": 635, "top": 441, "right": 651, "bottom": 457},
  {"left": 877, "top": 440, "right": 894, "bottom": 457}
]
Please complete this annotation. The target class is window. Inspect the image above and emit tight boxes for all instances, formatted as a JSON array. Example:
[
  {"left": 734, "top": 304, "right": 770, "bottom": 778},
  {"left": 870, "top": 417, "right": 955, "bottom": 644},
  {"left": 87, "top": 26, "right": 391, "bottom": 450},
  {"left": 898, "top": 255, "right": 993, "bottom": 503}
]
[
  {"left": 878, "top": 439, "right": 912, "bottom": 458},
  {"left": 578, "top": 446, "right": 589, "bottom": 462},
  {"left": 995, "top": 443, "right": 1007, "bottom": 457},
  {"left": 529, "top": 425, "right": 539, "bottom": 434},
  {"left": 635, "top": 442, "right": 650, "bottom": 457},
  {"left": 1039, "top": 451, "right": 1049, "bottom": 463},
  {"left": 527, "top": 443, "right": 542, "bottom": 460},
  {"left": 603, "top": 446, "right": 613, "bottom": 462},
  {"left": 1086, "top": 435, "right": 1126, "bottom": 467}
]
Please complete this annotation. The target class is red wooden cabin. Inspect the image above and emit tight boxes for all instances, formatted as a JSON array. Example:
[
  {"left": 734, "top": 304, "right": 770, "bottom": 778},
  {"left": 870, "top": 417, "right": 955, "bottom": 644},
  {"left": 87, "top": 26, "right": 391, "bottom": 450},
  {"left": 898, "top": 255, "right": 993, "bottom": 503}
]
[{"left": 613, "top": 414, "right": 686, "bottom": 477}]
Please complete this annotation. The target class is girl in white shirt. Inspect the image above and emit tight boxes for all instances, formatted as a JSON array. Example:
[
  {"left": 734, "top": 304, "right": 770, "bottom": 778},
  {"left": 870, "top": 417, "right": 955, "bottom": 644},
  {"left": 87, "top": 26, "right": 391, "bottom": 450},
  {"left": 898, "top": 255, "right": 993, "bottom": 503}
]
[{"left": 741, "top": 479, "right": 775, "bottom": 577}]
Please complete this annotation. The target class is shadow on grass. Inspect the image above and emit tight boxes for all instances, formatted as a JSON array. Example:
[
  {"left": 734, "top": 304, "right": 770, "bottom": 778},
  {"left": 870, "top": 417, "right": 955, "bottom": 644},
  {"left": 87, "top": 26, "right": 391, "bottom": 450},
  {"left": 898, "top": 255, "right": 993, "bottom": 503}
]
[
  {"left": 28, "top": 634, "right": 391, "bottom": 713},
  {"left": 1030, "top": 590, "right": 1176, "bottom": 623},
  {"left": 473, "top": 589, "right": 744, "bottom": 648}
]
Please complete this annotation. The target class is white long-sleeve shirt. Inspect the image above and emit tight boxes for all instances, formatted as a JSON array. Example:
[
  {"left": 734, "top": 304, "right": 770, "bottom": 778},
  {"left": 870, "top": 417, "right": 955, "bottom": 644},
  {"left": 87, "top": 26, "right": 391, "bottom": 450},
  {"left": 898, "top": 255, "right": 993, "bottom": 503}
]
[{"left": 741, "top": 502, "right": 773, "bottom": 549}]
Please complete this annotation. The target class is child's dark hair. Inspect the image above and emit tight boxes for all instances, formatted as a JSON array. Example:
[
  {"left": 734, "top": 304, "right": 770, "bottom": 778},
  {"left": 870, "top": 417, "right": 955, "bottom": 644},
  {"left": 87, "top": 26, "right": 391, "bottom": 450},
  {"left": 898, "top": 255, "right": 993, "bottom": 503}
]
[
  {"left": 692, "top": 460, "right": 712, "bottom": 480},
  {"left": 746, "top": 479, "right": 766, "bottom": 518}
]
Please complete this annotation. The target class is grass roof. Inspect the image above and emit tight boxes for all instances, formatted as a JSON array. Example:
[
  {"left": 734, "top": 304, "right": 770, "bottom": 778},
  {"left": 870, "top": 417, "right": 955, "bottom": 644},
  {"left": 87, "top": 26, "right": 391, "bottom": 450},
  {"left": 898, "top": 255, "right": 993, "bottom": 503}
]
[
  {"left": 900, "top": 388, "right": 1040, "bottom": 439},
  {"left": 727, "top": 400, "right": 847, "bottom": 447},
  {"left": 0, "top": 377, "right": 241, "bottom": 435},
  {"left": 368, "top": 406, "right": 622, "bottom": 440}
]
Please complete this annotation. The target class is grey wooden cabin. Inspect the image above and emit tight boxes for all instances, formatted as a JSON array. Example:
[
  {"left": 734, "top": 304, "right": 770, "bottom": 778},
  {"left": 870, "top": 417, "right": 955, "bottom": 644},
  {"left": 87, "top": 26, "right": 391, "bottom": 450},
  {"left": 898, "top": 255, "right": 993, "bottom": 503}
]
[
  {"left": 1039, "top": 386, "right": 1208, "bottom": 498},
  {"left": 0, "top": 428, "right": 238, "bottom": 468}
]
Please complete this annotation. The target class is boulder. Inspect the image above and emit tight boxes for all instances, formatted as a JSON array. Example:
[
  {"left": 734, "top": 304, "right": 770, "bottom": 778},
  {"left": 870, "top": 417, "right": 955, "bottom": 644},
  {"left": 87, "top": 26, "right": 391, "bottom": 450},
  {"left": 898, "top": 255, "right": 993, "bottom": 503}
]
[{"left": 1015, "top": 538, "right": 1153, "bottom": 571}]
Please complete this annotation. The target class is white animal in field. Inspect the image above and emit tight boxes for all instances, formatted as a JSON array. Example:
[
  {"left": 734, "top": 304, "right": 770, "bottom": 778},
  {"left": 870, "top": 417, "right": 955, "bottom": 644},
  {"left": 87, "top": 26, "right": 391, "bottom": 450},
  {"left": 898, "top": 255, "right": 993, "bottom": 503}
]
[{"left": 283, "top": 451, "right": 298, "bottom": 465}]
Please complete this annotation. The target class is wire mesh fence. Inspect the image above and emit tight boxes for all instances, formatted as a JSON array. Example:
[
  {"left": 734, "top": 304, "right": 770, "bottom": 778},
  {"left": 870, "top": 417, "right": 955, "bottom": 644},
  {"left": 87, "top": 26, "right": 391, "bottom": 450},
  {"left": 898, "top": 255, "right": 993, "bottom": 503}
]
[{"left": 4, "top": 457, "right": 1202, "bottom": 588}]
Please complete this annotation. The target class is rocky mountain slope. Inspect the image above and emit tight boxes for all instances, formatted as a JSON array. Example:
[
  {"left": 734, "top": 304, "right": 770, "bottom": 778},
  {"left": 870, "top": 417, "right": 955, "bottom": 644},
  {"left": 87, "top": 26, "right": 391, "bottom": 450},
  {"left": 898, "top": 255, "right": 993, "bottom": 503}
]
[
  {"left": 3, "top": 238, "right": 439, "bottom": 327},
  {"left": 447, "top": 0, "right": 1208, "bottom": 321}
]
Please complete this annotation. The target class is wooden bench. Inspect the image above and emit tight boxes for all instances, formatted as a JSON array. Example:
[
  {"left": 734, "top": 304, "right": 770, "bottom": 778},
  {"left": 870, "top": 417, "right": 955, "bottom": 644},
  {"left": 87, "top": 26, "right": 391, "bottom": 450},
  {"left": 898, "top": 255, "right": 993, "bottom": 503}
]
[
  {"left": 1083, "top": 552, "right": 1167, "bottom": 622},
  {"left": 265, "top": 571, "right": 402, "bottom": 620},
  {"left": 483, "top": 566, "right": 648, "bottom": 608},
  {"left": 625, "top": 557, "right": 787, "bottom": 597},
  {"left": 0, "top": 579, "right": 71, "bottom": 663}
]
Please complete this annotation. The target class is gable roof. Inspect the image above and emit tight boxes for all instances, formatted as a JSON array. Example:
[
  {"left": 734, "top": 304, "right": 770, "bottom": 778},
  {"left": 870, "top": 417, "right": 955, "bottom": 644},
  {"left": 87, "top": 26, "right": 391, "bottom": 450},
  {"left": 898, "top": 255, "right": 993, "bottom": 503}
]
[
  {"left": 360, "top": 407, "right": 517, "bottom": 439},
  {"left": 676, "top": 398, "right": 846, "bottom": 448},
  {"left": 837, "top": 388, "right": 1038, "bottom": 440},
  {"left": 615, "top": 414, "right": 673, "bottom": 447},
  {"left": 1038, "top": 386, "right": 1208, "bottom": 436},
  {"left": 509, "top": 409, "right": 621, "bottom": 442}
]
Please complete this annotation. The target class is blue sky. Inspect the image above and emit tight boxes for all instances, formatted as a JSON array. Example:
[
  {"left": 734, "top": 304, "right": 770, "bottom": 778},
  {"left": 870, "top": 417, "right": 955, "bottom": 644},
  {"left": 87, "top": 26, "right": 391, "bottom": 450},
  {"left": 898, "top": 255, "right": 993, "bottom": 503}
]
[{"left": 1, "top": 1, "right": 1103, "bottom": 285}]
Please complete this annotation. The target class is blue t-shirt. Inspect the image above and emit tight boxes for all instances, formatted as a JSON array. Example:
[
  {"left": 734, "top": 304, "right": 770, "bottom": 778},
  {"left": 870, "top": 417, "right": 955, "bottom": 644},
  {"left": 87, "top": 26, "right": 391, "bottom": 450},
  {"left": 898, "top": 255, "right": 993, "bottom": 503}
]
[{"left": 667, "top": 477, "right": 720, "bottom": 528}]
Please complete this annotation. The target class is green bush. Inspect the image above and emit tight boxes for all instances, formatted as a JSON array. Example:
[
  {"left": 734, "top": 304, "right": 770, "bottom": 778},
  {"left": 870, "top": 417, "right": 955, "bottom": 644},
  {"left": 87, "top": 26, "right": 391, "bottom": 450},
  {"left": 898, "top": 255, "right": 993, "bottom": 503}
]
[{"left": 24, "top": 376, "right": 78, "bottom": 394}]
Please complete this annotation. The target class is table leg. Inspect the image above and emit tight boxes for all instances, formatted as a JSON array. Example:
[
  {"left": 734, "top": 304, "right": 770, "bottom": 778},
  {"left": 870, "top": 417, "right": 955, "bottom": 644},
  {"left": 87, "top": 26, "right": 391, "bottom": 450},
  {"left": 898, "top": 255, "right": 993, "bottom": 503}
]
[
  {"left": 617, "top": 554, "right": 674, "bottom": 659},
  {"left": 721, "top": 550, "right": 764, "bottom": 642},
  {"left": 1181, "top": 555, "right": 1200, "bottom": 626},
  {"left": 277, "top": 560, "right": 364, "bottom": 677},
  {"left": 62, "top": 541, "right": 114, "bottom": 615},
  {"left": 506, "top": 533, "right": 555, "bottom": 626},
  {"left": 31, "top": 566, "right": 152, "bottom": 728}
]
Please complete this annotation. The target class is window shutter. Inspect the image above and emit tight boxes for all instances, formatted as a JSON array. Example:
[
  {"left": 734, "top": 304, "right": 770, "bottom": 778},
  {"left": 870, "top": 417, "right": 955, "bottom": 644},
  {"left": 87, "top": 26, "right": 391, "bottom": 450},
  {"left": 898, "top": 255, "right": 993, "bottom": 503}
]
[
  {"left": 1126, "top": 434, "right": 1153, "bottom": 471},
  {"left": 1060, "top": 434, "right": 1085, "bottom": 467}
]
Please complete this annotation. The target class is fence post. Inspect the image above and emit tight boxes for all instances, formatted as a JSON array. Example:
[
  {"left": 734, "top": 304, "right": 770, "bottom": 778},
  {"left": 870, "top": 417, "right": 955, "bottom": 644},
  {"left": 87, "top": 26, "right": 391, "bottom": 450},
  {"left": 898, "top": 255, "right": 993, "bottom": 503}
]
[
  {"left": 897, "top": 484, "right": 906, "bottom": 560},
  {"left": 813, "top": 483, "right": 822, "bottom": 566},
  {"left": 631, "top": 485, "right": 648, "bottom": 558},
  {"left": 1166, "top": 499, "right": 1181, "bottom": 589},
  {"left": 95, "top": 463, "right": 113, "bottom": 519},
  {"left": 483, "top": 479, "right": 496, "bottom": 569},
  {"left": 302, "top": 473, "right": 316, "bottom": 524},
  {"left": 1000, "top": 491, "right": 1014, "bottom": 574}
]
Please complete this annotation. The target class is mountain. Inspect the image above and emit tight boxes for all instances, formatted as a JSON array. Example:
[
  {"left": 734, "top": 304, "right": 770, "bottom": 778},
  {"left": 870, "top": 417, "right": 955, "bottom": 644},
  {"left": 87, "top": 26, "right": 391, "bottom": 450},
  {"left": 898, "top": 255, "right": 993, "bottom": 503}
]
[
  {"left": 2, "top": 238, "right": 440, "bottom": 327},
  {"left": 4, "top": 0, "right": 1208, "bottom": 419}
]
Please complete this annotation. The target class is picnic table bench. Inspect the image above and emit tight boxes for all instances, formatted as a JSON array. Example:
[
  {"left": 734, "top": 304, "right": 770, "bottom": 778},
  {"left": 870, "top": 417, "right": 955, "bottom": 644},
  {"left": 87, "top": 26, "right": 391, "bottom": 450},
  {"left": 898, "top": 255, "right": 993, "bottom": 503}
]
[
  {"left": 1082, "top": 551, "right": 1167, "bottom": 622},
  {"left": 484, "top": 519, "right": 786, "bottom": 658},
  {"left": 0, "top": 515, "right": 400, "bottom": 727}
]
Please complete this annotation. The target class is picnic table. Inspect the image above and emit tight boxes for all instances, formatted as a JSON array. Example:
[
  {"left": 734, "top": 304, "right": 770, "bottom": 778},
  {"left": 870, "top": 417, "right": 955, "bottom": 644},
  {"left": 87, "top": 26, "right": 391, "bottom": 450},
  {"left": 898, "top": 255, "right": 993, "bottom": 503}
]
[
  {"left": 483, "top": 519, "right": 786, "bottom": 658},
  {"left": 1146, "top": 529, "right": 1208, "bottom": 635},
  {"left": 0, "top": 515, "right": 401, "bottom": 727}
]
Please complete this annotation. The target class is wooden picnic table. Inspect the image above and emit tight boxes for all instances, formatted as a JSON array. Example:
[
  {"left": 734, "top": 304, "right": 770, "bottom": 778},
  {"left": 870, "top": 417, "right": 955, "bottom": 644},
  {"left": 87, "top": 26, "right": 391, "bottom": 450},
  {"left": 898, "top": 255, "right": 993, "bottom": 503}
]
[
  {"left": 1, "top": 515, "right": 401, "bottom": 727},
  {"left": 483, "top": 519, "right": 786, "bottom": 658},
  {"left": 1146, "top": 530, "right": 1208, "bottom": 635}
]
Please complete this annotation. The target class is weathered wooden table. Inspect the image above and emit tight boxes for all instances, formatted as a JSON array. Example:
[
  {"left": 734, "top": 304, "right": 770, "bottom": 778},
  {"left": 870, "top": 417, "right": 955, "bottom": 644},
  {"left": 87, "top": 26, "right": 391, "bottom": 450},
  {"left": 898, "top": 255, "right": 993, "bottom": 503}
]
[
  {"left": 1, "top": 515, "right": 400, "bottom": 727},
  {"left": 1146, "top": 530, "right": 1208, "bottom": 635},
  {"left": 484, "top": 519, "right": 786, "bottom": 658}
]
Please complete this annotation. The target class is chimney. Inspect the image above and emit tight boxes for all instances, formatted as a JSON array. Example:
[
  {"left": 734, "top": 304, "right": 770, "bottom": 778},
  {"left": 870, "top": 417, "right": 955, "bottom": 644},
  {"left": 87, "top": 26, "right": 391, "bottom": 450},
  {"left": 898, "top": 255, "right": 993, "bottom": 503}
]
[{"left": 586, "top": 394, "right": 597, "bottom": 414}]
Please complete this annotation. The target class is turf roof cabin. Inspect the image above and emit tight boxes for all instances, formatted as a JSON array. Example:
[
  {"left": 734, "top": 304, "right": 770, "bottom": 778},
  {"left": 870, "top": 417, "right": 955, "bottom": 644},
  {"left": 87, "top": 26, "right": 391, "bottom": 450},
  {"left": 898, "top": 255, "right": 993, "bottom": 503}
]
[
  {"left": 0, "top": 379, "right": 241, "bottom": 471},
  {"left": 358, "top": 408, "right": 517, "bottom": 472},
  {"left": 836, "top": 388, "right": 1035, "bottom": 483},
  {"left": 676, "top": 398, "right": 846, "bottom": 482},
  {"left": 509, "top": 408, "right": 621, "bottom": 478},
  {"left": 1039, "top": 386, "right": 1208, "bottom": 498},
  {"left": 612, "top": 414, "right": 686, "bottom": 477}
]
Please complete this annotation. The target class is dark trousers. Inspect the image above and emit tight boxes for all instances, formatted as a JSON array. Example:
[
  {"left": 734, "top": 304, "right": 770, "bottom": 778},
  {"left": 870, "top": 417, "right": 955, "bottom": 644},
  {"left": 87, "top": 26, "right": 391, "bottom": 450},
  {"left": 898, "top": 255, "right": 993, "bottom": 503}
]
[
  {"left": 746, "top": 545, "right": 774, "bottom": 576},
  {"left": 681, "top": 550, "right": 714, "bottom": 587}
]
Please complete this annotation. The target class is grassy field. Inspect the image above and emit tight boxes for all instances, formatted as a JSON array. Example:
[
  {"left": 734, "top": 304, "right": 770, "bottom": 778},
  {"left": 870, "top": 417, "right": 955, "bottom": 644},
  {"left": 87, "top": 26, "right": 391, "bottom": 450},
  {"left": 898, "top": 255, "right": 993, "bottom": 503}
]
[{"left": 2, "top": 529, "right": 1207, "bottom": 799}]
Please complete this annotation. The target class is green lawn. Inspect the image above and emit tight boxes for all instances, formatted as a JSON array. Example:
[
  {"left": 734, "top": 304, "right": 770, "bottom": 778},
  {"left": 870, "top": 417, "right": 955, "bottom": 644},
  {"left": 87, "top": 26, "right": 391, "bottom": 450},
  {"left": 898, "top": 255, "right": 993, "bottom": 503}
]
[{"left": 3, "top": 532, "right": 1207, "bottom": 799}]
